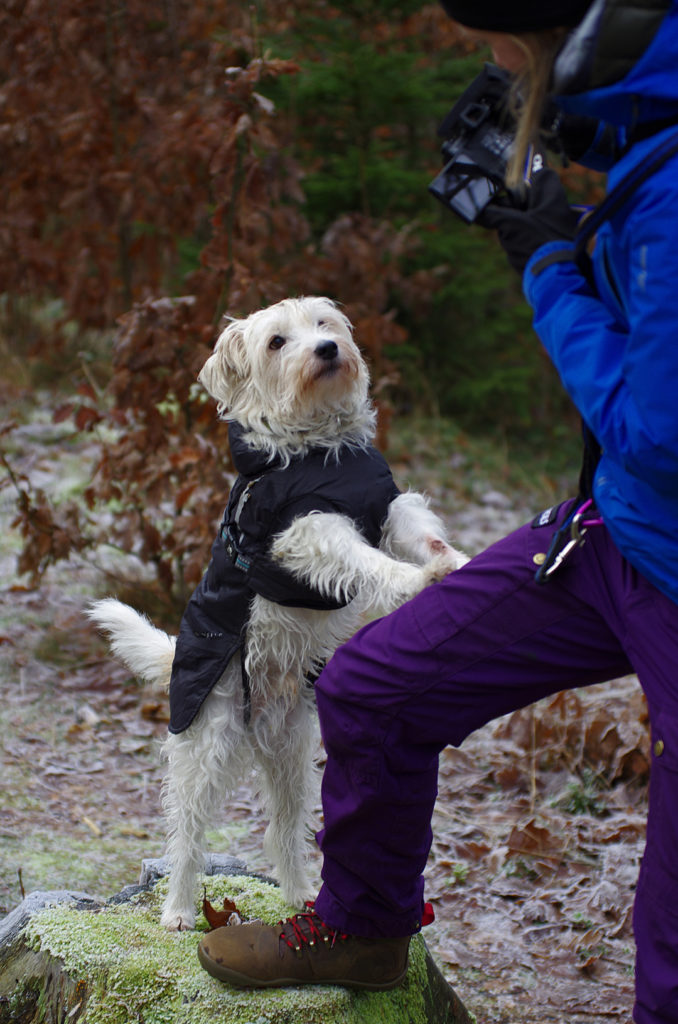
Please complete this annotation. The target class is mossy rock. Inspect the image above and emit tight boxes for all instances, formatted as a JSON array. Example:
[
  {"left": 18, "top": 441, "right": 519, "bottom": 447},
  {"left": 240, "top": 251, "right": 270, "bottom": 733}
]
[{"left": 0, "top": 874, "right": 473, "bottom": 1024}]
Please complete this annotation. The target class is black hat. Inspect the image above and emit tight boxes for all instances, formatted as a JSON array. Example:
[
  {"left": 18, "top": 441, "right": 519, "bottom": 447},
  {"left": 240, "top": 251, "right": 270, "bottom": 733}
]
[{"left": 439, "top": 0, "right": 593, "bottom": 32}]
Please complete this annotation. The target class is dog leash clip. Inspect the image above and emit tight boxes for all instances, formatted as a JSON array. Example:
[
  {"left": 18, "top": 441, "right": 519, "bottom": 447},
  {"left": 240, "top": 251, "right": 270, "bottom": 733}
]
[
  {"left": 535, "top": 500, "right": 600, "bottom": 584},
  {"left": 548, "top": 513, "right": 588, "bottom": 574}
]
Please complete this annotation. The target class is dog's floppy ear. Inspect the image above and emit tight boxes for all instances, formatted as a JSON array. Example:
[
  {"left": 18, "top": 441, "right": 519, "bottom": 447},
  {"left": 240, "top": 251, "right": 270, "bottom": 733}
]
[{"left": 198, "top": 319, "right": 250, "bottom": 413}]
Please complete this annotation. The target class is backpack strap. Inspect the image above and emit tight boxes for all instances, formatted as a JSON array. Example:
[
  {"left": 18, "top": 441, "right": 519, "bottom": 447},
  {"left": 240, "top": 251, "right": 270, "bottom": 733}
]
[
  {"left": 572, "top": 127, "right": 678, "bottom": 501},
  {"left": 575, "top": 127, "right": 678, "bottom": 264}
]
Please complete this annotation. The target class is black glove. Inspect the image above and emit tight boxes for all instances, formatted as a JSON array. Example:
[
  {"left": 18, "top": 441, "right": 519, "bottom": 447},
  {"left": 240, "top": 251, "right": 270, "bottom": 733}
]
[
  {"left": 546, "top": 109, "right": 620, "bottom": 166},
  {"left": 555, "top": 113, "right": 605, "bottom": 163},
  {"left": 477, "top": 168, "right": 581, "bottom": 275},
  {"left": 541, "top": 101, "right": 601, "bottom": 163}
]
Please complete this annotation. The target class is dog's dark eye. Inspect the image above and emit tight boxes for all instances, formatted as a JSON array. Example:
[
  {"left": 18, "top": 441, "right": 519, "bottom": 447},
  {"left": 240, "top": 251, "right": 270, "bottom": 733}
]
[
  {"left": 317, "top": 320, "right": 325, "bottom": 326},
  {"left": 269, "top": 335, "right": 286, "bottom": 350}
]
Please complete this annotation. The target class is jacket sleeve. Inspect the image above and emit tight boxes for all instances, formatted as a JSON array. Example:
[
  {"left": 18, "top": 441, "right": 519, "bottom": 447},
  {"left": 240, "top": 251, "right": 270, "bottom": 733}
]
[{"left": 524, "top": 173, "right": 678, "bottom": 495}]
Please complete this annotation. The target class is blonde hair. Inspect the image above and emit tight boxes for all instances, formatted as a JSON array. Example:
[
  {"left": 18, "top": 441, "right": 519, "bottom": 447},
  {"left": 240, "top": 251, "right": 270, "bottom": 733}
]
[{"left": 504, "top": 29, "right": 569, "bottom": 189}]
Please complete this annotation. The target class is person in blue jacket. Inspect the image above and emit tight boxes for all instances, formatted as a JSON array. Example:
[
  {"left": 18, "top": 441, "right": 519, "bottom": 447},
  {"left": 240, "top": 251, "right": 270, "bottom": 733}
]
[{"left": 197, "top": 3, "right": 678, "bottom": 1020}]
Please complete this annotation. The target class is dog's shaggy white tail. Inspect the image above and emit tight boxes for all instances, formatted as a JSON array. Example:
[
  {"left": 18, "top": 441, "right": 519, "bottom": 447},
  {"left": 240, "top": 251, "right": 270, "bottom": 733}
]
[{"left": 88, "top": 598, "right": 176, "bottom": 689}]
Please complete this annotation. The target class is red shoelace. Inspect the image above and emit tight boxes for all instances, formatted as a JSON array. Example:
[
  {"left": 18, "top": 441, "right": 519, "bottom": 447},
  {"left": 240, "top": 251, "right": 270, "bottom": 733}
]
[
  {"left": 278, "top": 900, "right": 435, "bottom": 954},
  {"left": 279, "top": 902, "right": 348, "bottom": 953}
]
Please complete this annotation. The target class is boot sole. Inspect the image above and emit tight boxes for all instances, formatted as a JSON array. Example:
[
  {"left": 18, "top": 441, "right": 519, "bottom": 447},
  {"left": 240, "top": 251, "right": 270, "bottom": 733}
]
[{"left": 197, "top": 941, "right": 408, "bottom": 990}]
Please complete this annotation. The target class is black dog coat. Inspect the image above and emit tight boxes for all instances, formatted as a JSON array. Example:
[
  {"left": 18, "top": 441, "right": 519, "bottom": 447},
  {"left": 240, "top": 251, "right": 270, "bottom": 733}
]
[{"left": 168, "top": 423, "right": 401, "bottom": 733}]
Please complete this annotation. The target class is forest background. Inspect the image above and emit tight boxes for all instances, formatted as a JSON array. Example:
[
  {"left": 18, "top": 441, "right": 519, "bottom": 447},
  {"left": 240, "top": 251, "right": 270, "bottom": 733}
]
[
  {"left": 1, "top": 3, "right": 648, "bottom": 1023},
  {"left": 1, "top": 0, "right": 605, "bottom": 605}
]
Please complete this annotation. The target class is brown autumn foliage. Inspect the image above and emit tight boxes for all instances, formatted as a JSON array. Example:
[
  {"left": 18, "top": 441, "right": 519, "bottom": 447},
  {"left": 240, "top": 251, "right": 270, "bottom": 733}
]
[
  {"left": 1, "top": 0, "right": 447, "bottom": 604},
  {"left": 2, "top": 0, "right": 298, "bottom": 323}
]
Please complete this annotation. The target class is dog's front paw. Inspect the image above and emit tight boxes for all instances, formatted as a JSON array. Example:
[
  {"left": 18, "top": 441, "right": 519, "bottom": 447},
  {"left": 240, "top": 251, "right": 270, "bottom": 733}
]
[
  {"left": 280, "top": 881, "right": 318, "bottom": 910},
  {"left": 424, "top": 546, "right": 468, "bottom": 582},
  {"left": 161, "top": 907, "right": 196, "bottom": 931}
]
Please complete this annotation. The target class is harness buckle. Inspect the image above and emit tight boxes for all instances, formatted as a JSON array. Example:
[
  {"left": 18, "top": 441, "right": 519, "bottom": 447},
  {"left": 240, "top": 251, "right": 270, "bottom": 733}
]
[{"left": 220, "top": 524, "right": 251, "bottom": 573}]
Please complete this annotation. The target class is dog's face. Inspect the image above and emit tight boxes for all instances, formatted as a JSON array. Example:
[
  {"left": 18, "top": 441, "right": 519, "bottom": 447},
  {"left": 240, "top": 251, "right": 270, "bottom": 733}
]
[{"left": 198, "top": 297, "right": 370, "bottom": 436}]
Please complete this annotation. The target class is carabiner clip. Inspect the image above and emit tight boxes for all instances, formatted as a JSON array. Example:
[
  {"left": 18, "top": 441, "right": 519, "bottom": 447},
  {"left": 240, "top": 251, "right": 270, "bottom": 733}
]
[
  {"left": 569, "top": 509, "right": 589, "bottom": 546},
  {"left": 535, "top": 508, "right": 589, "bottom": 584}
]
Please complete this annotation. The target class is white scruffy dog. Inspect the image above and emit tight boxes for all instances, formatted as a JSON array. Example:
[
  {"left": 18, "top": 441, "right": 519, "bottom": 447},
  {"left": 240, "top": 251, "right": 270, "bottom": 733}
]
[{"left": 89, "top": 296, "right": 466, "bottom": 931}]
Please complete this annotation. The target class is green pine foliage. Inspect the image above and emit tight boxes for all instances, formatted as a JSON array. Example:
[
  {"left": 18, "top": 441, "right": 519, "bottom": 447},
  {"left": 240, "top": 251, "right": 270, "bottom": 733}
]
[{"left": 256, "top": 1, "right": 577, "bottom": 439}]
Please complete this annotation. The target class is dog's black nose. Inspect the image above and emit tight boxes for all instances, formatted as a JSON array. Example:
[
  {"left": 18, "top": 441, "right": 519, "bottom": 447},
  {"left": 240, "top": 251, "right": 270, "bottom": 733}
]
[{"left": 315, "top": 340, "right": 338, "bottom": 361}]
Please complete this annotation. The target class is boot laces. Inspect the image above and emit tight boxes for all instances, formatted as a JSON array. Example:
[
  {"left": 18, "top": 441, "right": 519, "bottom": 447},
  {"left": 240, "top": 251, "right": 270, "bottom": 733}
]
[{"left": 278, "top": 901, "right": 349, "bottom": 955}]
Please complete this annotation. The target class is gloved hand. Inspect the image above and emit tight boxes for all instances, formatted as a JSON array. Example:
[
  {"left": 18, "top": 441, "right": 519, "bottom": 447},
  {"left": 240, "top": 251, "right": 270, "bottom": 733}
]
[
  {"left": 478, "top": 168, "right": 581, "bottom": 275},
  {"left": 541, "top": 101, "right": 604, "bottom": 164},
  {"left": 555, "top": 113, "right": 608, "bottom": 163}
]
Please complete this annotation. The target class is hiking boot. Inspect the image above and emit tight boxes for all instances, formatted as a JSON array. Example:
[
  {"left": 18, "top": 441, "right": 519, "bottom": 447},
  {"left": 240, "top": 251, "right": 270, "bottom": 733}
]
[{"left": 197, "top": 902, "right": 411, "bottom": 990}]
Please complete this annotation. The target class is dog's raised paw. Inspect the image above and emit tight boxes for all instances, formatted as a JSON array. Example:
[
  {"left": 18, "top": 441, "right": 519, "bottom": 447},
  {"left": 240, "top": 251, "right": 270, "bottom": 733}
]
[{"left": 422, "top": 548, "right": 466, "bottom": 584}]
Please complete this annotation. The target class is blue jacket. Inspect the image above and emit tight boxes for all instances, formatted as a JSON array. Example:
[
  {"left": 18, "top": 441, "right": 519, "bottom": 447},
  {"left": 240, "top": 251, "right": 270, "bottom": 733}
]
[{"left": 524, "top": 0, "right": 678, "bottom": 605}]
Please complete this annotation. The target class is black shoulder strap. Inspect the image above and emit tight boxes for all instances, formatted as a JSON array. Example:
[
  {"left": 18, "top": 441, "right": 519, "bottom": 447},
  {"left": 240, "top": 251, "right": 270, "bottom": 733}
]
[
  {"left": 574, "top": 127, "right": 678, "bottom": 501},
  {"left": 575, "top": 128, "right": 678, "bottom": 263}
]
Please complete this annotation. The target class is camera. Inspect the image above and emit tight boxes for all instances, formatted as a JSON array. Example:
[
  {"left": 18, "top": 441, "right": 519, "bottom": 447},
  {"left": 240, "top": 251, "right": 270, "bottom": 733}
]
[
  {"left": 428, "top": 64, "right": 520, "bottom": 224},
  {"left": 429, "top": 63, "right": 610, "bottom": 224}
]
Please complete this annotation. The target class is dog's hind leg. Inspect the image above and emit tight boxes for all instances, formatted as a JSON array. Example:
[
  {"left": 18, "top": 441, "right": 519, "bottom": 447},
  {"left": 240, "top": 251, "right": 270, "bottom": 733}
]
[
  {"left": 251, "top": 693, "right": 319, "bottom": 909},
  {"left": 160, "top": 687, "right": 249, "bottom": 930}
]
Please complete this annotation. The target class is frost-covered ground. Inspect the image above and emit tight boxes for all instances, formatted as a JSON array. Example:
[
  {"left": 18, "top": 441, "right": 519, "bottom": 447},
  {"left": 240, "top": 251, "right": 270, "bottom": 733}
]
[{"left": 1, "top": 406, "right": 646, "bottom": 1024}]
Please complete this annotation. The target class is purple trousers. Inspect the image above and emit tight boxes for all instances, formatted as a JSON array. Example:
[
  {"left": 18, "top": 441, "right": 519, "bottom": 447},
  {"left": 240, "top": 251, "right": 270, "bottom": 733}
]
[{"left": 313, "top": 500, "right": 678, "bottom": 1024}]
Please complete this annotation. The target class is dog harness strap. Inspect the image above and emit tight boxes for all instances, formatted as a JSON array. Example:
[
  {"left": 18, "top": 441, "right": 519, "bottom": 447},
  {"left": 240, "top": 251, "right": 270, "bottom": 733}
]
[
  {"left": 233, "top": 476, "right": 261, "bottom": 527},
  {"left": 240, "top": 648, "right": 251, "bottom": 727},
  {"left": 221, "top": 524, "right": 252, "bottom": 573},
  {"left": 221, "top": 475, "right": 264, "bottom": 572},
  {"left": 229, "top": 480, "right": 261, "bottom": 725}
]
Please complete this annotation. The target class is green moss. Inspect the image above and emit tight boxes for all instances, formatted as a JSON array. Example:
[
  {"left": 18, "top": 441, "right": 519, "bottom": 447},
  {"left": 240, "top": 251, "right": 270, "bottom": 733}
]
[{"left": 23, "top": 875, "right": 437, "bottom": 1024}]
